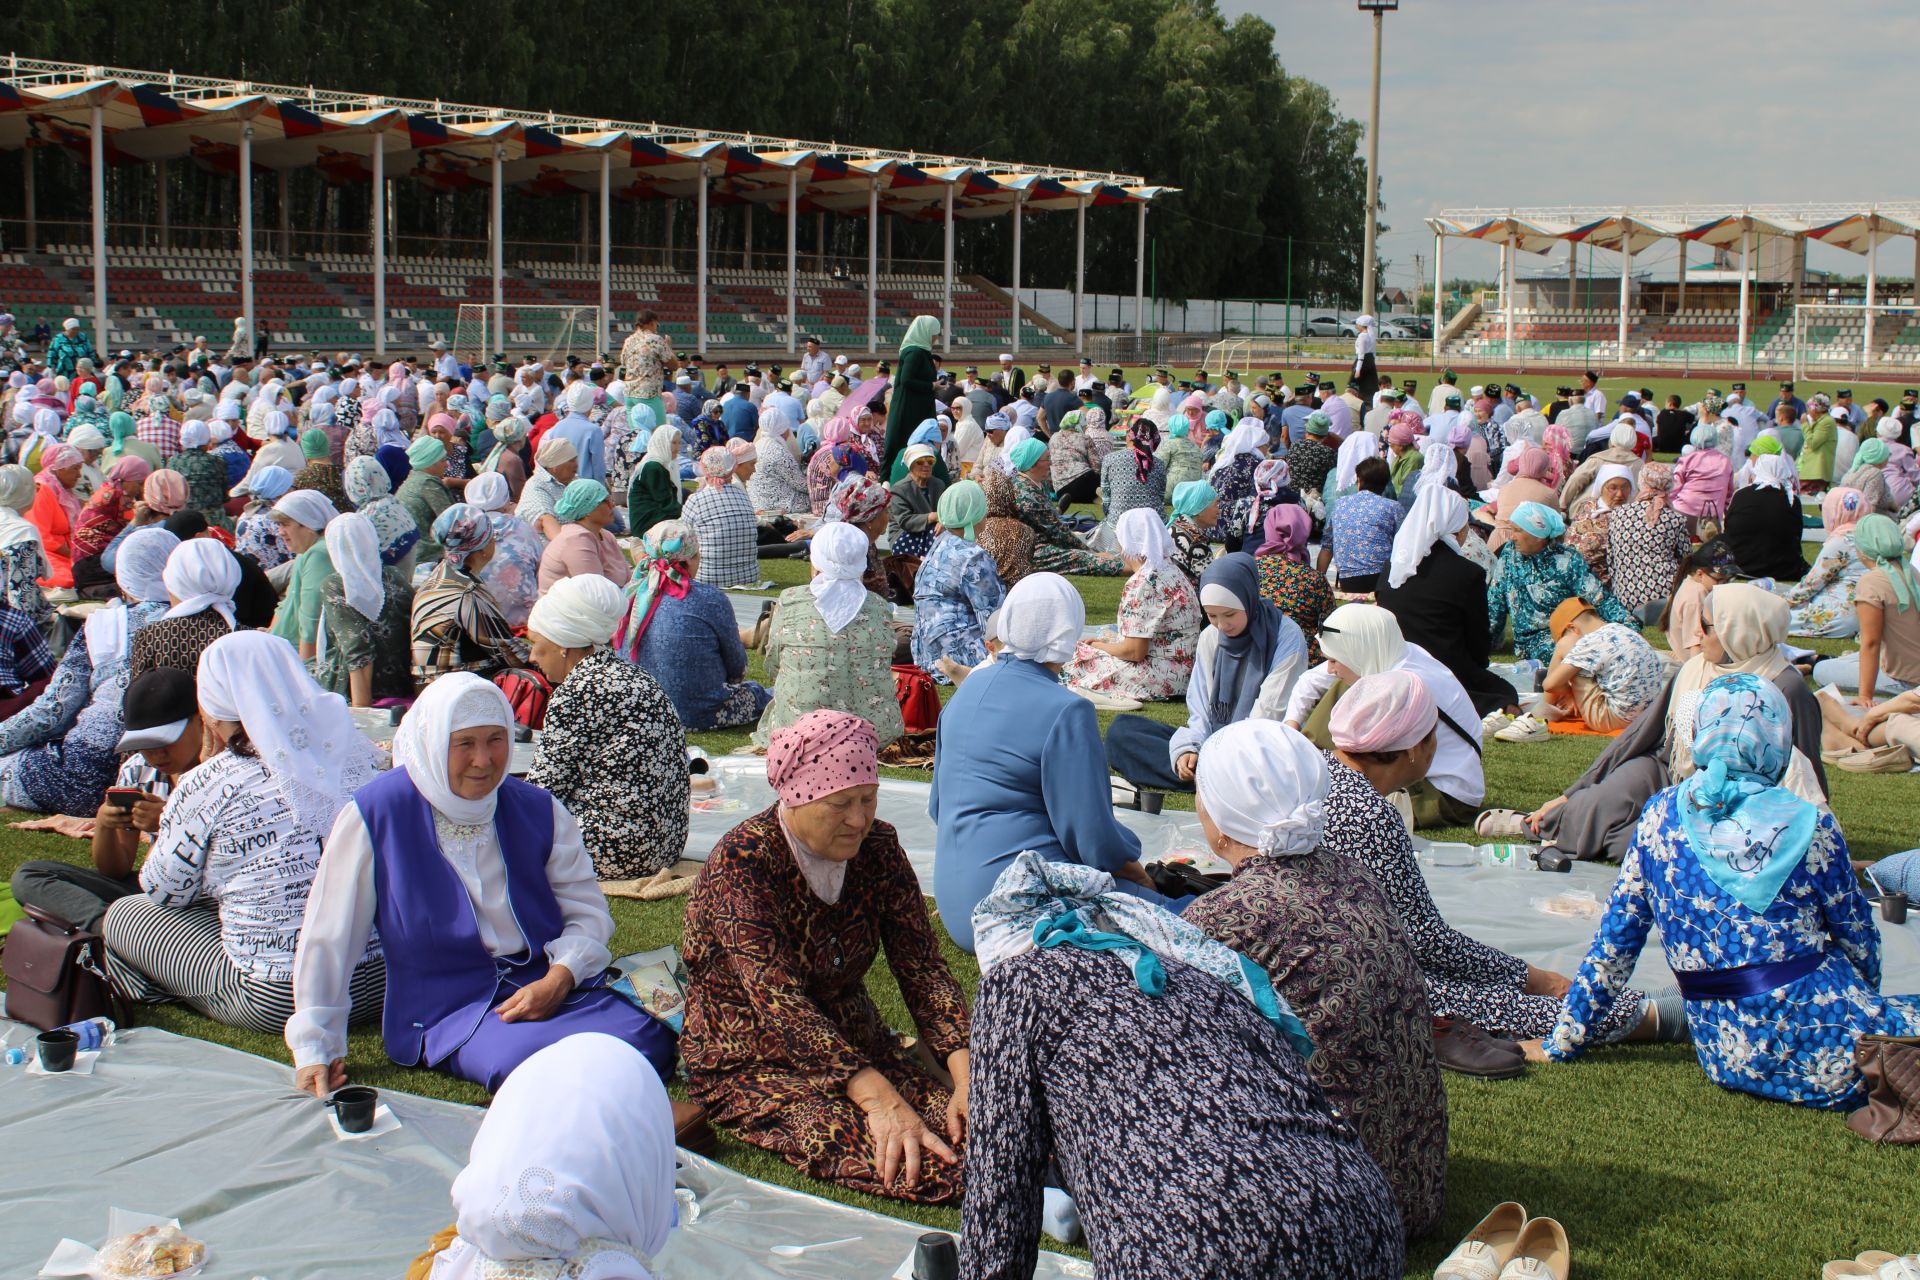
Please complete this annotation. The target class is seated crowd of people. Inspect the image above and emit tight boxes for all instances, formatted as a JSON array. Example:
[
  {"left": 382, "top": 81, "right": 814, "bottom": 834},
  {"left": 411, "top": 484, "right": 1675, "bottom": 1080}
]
[{"left": 8, "top": 326, "right": 1920, "bottom": 1280}]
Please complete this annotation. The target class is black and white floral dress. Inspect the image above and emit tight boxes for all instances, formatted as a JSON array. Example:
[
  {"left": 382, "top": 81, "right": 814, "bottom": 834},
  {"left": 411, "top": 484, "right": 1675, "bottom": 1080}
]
[
  {"left": 525, "top": 647, "right": 690, "bottom": 880},
  {"left": 1317, "top": 751, "right": 1645, "bottom": 1043}
]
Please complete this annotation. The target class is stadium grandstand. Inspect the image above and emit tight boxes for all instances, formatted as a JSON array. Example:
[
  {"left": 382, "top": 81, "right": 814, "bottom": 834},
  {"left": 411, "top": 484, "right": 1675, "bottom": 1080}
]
[
  {"left": 1428, "top": 204, "right": 1920, "bottom": 375},
  {"left": 0, "top": 55, "right": 1176, "bottom": 361}
]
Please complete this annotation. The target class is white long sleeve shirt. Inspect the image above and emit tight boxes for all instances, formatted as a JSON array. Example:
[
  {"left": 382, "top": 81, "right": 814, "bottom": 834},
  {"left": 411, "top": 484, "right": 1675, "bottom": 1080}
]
[
  {"left": 285, "top": 796, "right": 614, "bottom": 1070},
  {"left": 1284, "top": 643, "right": 1485, "bottom": 806}
]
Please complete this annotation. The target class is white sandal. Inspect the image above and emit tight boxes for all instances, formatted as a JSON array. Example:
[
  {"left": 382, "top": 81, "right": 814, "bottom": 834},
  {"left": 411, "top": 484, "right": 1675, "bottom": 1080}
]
[{"left": 1475, "top": 809, "right": 1531, "bottom": 839}]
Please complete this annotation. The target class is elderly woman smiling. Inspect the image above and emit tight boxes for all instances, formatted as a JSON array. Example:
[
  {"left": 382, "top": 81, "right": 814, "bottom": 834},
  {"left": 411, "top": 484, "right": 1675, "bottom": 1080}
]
[
  {"left": 288, "top": 673, "right": 676, "bottom": 1095},
  {"left": 682, "top": 710, "right": 971, "bottom": 1203},
  {"left": 525, "top": 576, "right": 690, "bottom": 881}
]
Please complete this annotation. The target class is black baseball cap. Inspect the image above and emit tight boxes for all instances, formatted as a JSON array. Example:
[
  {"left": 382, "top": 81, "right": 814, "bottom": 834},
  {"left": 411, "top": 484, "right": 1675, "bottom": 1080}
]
[{"left": 117, "top": 668, "right": 197, "bottom": 753}]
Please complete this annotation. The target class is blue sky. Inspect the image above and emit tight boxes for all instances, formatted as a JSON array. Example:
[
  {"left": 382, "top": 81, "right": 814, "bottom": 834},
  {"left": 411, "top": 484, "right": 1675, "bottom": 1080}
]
[{"left": 1218, "top": 0, "right": 1920, "bottom": 287}]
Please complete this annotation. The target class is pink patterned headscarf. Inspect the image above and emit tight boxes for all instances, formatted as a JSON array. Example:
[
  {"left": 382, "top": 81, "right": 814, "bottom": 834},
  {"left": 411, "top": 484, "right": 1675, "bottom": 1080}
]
[
  {"left": 767, "top": 709, "right": 879, "bottom": 807},
  {"left": 1329, "top": 669, "right": 1437, "bottom": 754}
]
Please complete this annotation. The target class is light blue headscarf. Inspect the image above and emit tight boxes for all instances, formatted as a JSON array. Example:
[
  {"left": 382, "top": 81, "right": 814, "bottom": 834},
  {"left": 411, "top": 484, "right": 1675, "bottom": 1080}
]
[
  {"left": 1510, "top": 500, "right": 1566, "bottom": 541},
  {"left": 1676, "top": 673, "right": 1818, "bottom": 913},
  {"left": 908, "top": 418, "right": 943, "bottom": 448},
  {"left": 972, "top": 851, "right": 1312, "bottom": 1058}
]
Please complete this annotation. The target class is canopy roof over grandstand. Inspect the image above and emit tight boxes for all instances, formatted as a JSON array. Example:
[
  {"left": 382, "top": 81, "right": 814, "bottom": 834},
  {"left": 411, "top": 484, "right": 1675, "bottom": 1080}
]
[
  {"left": 0, "top": 54, "right": 1175, "bottom": 358},
  {"left": 1426, "top": 203, "right": 1920, "bottom": 365}
]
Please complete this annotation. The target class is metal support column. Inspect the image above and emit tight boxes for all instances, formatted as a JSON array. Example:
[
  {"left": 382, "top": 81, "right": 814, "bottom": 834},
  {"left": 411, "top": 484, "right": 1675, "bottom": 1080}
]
[
  {"left": 696, "top": 165, "right": 709, "bottom": 355},
  {"left": 941, "top": 184, "right": 954, "bottom": 348},
  {"left": 1736, "top": 224, "right": 1752, "bottom": 366},
  {"left": 372, "top": 136, "right": 387, "bottom": 359},
  {"left": 1010, "top": 192, "right": 1024, "bottom": 356},
  {"left": 1432, "top": 231, "right": 1444, "bottom": 360},
  {"left": 22, "top": 146, "right": 35, "bottom": 252},
  {"left": 785, "top": 169, "right": 798, "bottom": 355},
  {"left": 1866, "top": 217, "right": 1880, "bottom": 372},
  {"left": 490, "top": 144, "right": 503, "bottom": 359},
  {"left": 1073, "top": 197, "right": 1087, "bottom": 353},
  {"left": 238, "top": 123, "right": 254, "bottom": 358},
  {"left": 155, "top": 157, "right": 168, "bottom": 249},
  {"left": 89, "top": 107, "right": 108, "bottom": 345},
  {"left": 1676, "top": 236, "right": 1688, "bottom": 312},
  {"left": 1134, "top": 200, "right": 1147, "bottom": 335},
  {"left": 277, "top": 168, "right": 292, "bottom": 257},
  {"left": 598, "top": 151, "right": 611, "bottom": 358},
  {"left": 1502, "top": 241, "right": 1513, "bottom": 359},
  {"left": 866, "top": 179, "right": 879, "bottom": 355},
  {"left": 1616, "top": 238, "right": 1632, "bottom": 358}
]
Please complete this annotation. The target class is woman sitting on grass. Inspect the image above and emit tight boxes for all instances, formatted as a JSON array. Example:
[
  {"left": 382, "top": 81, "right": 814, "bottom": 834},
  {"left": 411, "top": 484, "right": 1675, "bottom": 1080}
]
[
  {"left": 615, "top": 520, "right": 769, "bottom": 731},
  {"left": 288, "top": 673, "right": 676, "bottom": 1096},
  {"left": 106, "top": 632, "right": 384, "bottom": 1035},
  {"left": 1545, "top": 674, "right": 1920, "bottom": 1104},
  {"left": 1063, "top": 507, "right": 1202, "bottom": 704},
  {"left": 525, "top": 575, "right": 689, "bottom": 882},
  {"left": 1485, "top": 501, "right": 1635, "bottom": 666},
  {"left": 683, "top": 711, "right": 971, "bottom": 1204},
  {"left": 910, "top": 479, "right": 1005, "bottom": 684}
]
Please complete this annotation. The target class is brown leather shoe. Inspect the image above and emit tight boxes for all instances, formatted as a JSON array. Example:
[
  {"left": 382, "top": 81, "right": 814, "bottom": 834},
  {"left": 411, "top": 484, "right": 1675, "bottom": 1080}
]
[{"left": 1434, "top": 1017, "right": 1526, "bottom": 1079}]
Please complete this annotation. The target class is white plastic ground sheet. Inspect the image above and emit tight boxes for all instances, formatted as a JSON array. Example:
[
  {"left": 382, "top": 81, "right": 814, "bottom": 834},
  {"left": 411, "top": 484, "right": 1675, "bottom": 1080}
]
[{"left": 0, "top": 1023, "right": 1091, "bottom": 1280}]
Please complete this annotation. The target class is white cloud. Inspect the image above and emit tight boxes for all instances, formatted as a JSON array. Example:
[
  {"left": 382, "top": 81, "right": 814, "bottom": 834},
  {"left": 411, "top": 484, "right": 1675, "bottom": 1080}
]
[{"left": 1220, "top": 0, "right": 1920, "bottom": 286}]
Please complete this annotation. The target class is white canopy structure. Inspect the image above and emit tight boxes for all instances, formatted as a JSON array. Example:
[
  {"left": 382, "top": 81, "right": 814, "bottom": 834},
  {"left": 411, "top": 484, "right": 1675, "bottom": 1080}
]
[
  {"left": 0, "top": 55, "right": 1177, "bottom": 357},
  {"left": 1427, "top": 203, "right": 1920, "bottom": 363}
]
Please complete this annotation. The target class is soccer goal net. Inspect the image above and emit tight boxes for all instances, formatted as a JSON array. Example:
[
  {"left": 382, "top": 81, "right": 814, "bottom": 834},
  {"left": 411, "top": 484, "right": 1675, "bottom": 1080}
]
[
  {"left": 1787, "top": 303, "right": 1920, "bottom": 378},
  {"left": 453, "top": 304, "right": 603, "bottom": 369}
]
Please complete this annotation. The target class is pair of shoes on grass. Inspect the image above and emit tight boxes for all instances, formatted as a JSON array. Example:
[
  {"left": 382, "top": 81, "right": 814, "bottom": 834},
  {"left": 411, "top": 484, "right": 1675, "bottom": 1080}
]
[{"left": 1482, "top": 709, "right": 1551, "bottom": 743}]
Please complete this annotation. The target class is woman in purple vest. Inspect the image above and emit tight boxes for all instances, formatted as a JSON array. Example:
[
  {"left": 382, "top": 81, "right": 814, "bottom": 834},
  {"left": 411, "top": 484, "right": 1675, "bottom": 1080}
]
[{"left": 286, "top": 672, "right": 675, "bottom": 1096}]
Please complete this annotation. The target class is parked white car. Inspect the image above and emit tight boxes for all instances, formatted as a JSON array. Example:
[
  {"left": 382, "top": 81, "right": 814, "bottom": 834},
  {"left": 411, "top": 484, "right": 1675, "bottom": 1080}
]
[{"left": 1303, "top": 315, "right": 1354, "bottom": 337}]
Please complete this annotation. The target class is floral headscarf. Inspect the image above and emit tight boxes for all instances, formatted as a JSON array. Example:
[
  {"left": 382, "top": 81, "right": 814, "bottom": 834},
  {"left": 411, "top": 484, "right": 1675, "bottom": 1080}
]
[
  {"left": 614, "top": 519, "right": 699, "bottom": 659},
  {"left": 825, "top": 472, "right": 892, "bottom": 527},
  {"left": 431, "top": 502, "right": 494, "bottom": 567}
]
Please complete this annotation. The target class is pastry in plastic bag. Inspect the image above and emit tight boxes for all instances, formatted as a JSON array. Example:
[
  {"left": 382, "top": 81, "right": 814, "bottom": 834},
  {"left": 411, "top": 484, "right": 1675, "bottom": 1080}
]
[{"left": 94, "top": 1225, "right": 206, "bottom": 1278}]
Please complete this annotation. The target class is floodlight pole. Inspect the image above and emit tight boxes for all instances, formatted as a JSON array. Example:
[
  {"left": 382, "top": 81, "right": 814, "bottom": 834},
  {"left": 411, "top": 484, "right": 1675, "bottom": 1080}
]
[{"left": 1358, "top": 2, "right": 1387, "bottom": 317}]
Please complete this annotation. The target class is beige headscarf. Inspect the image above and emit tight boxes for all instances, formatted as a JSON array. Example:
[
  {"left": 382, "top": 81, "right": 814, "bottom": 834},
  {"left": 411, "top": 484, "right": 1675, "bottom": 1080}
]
[{"left": 1665, "top": 583, "right": 1804, "bottom": 787}]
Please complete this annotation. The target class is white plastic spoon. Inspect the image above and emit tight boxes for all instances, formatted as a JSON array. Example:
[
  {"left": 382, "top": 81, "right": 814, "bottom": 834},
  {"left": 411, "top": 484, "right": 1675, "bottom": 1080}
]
[{"left": 769, "top": 1236, "right": 862, "bottom": 1257}]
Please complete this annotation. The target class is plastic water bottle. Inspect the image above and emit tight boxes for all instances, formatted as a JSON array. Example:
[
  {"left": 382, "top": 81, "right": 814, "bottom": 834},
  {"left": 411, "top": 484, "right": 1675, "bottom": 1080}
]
[
  {"left": 2, "top": 1046, "right": 27, "bottom": 1067},
  {"left": 57, "top": 1017, "right": 117, "bottom": 1052}
]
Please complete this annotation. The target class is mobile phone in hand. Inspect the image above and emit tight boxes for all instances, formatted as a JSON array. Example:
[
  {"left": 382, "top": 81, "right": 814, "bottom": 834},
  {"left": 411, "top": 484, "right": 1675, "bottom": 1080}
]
[{"left": 104, "top": 787, "right": 144, "bottom": 814}]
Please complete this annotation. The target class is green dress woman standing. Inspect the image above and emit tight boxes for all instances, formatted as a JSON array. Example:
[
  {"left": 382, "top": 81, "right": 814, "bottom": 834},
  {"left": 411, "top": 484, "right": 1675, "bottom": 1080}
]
[{"left": 880, "top": 315, "right": 941, "bottom": 477}]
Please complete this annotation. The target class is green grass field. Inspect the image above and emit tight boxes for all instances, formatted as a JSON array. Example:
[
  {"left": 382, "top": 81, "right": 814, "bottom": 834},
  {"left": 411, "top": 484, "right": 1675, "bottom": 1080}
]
[{"left": 4, "top": 546, "right": 1915, "bottom": 1279}]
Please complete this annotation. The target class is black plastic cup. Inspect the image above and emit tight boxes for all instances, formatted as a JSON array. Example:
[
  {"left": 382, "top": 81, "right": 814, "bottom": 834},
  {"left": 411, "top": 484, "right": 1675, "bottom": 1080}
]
[
  {"left": 1884, "top": 892, "right": 1909, "bottom": 925},
  {"left": 328, "top": 1085, "right": 379, "bottom": 1133},
  {"left": 913, "top": 1232, "right": 958, "bottom": 1280},
  {"left": 1139, "top": 790, "right": 1164, "bottom": 815},
  {"left": 35, "top": 1028, "right": 78, "bottom": 1072}
]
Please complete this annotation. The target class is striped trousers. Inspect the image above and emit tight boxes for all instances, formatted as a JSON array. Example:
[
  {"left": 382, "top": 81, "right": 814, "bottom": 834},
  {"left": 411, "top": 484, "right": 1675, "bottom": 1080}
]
[{"left": 101, "top": 897, "right": 384, "bottom": 1036}]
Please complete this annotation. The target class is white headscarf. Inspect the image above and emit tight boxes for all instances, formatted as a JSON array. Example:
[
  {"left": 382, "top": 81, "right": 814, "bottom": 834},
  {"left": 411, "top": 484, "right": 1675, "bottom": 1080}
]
[
  {"left": 1491, "top": 438, "right": 1528, "bottom": 491},
  {"left": 641, "top": 422, "right": 681, "bottom": 474},
  {"left": 993, "top": 420, "right": 1033, "bottom": 475},
  {"left": 1416, "top": 437, "right": 1454, "bottom": 488},
  {"left": 273, "top": 489, "right": 339, "bottom": 533},
  {"left": 1207, "top": 420, "right": 1268, "bottom": 480},
  {"left": 1386, "top": 484, "right": 1467, "bottom": 589},
  {"left": 392, "top": 672, "right": 515, "bottom": 826},
  {"left": 438, "top": 1033, "right": 676, "bottom": 1280},
  {"left": 528, "top": 575, "right": 628, "bottom": 649},
  {"left": 1115, "top": 506, "right": 1174, "bottom": 570},
  {"left": 998, "top": 571, "right": 1084, "bottom": 664},
  {"left": 195, "top": 630, "right": 376, "bottom": 848},
  {"left": 1195, "top": 719, "right": 1329, "bottom": 857},
  {"left": 1317, "top": 602, "right": 1407, "bottom": 677},
  {"left": 807, "top": 519, "right": 870, "bottom": 634},
  {"left": 464, "top": 470, "right": 512, "bottom": 513},
  {"left": 1591, "top": 463, "right": 1636, "bottom": 510},
  {"left": 1751, "top": 454, "right": 1799, "bottom": 495},
  {"left": 1332, "top": 429, "right": 1381, "bottom": 493},
  {"left": 328, "top": 512, "right": 384, "bottom": 621},
  {"left": 161, "top": 538, "right": 240, "bottom": 629},
  {"left": 84, "top": 527, "right": 179, "bottom": 671},
  {"left": 178, "top": 420, "right": 211, "bottom": 450}
]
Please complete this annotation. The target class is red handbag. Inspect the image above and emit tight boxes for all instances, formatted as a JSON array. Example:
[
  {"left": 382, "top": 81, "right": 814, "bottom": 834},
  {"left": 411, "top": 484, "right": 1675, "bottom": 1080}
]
[
  {"left": 493, "top": 667, "right": 552, "bottom": 731},
  {"left": 893, "top": 664, "right": 942, "bottom": 735}
]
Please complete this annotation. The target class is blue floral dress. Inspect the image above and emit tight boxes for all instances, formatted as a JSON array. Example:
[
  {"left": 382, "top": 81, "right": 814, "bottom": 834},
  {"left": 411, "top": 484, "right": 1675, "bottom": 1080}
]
[
  {"left": 911, "top": 532, "right": 1005, "bottom": 679},
  {"left": 1211, "top": 454, "right": 1259, "bottom": 544},
  {"left": 233, "top": 504, "right": 290, "bottom": 571},
  {"left": 474, "top": 512, "right": 546, "bottom": 629},
  {"left": 1487, "top": 540, "right": 1634, "bottom": 664},
  {"left": 1548, "top": 792, "right": 1920, "bottom": 1109}
]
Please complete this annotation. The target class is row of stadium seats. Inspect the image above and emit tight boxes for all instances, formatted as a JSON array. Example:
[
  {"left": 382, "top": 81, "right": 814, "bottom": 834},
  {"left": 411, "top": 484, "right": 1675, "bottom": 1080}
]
[{"left": 1445, "top": 305, "right": 1920, "bottom": 368}]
